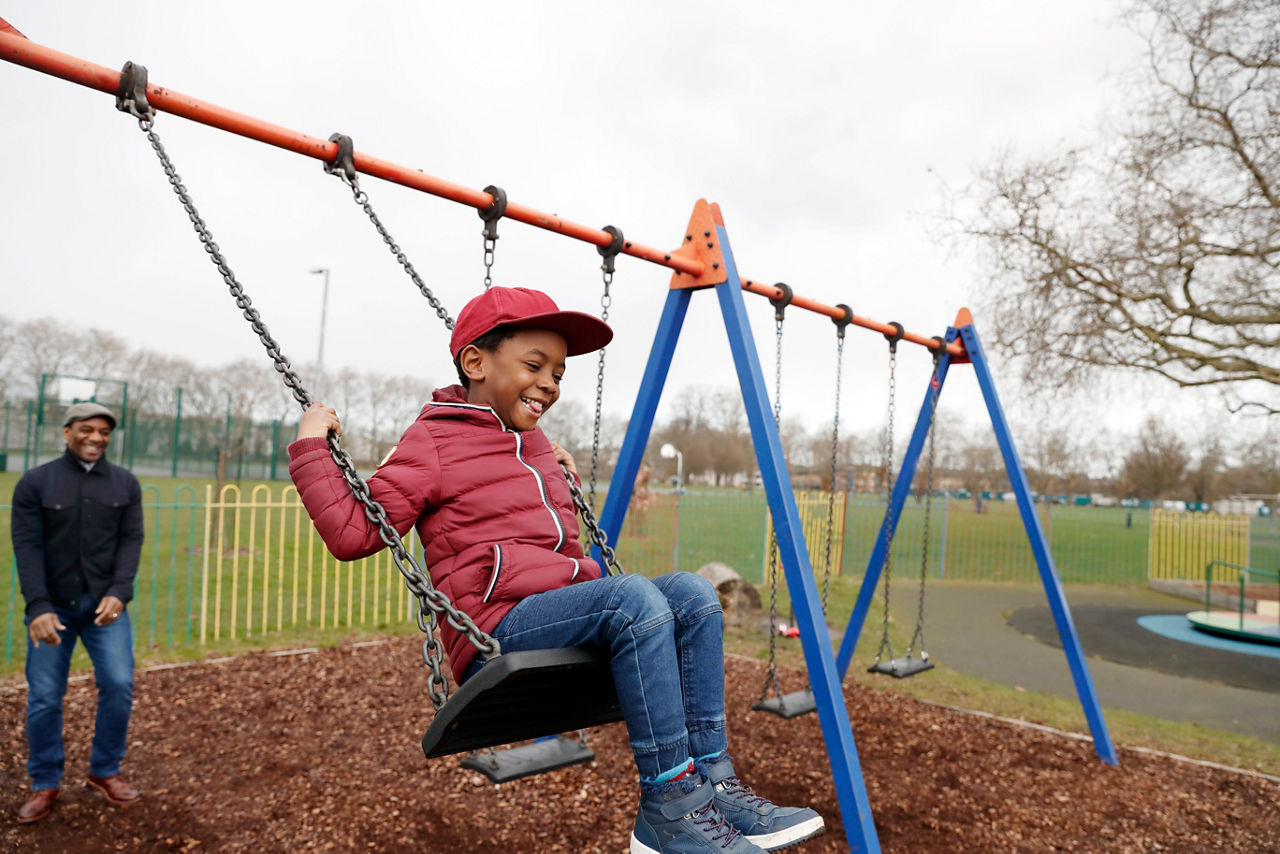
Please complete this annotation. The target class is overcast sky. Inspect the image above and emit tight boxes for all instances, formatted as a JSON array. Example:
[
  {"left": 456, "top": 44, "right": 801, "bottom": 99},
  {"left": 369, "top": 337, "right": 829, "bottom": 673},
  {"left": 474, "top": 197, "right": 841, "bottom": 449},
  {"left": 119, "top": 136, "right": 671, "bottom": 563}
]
[{"left": 4, "top": 1, "right": 1227, "bottom": 456}]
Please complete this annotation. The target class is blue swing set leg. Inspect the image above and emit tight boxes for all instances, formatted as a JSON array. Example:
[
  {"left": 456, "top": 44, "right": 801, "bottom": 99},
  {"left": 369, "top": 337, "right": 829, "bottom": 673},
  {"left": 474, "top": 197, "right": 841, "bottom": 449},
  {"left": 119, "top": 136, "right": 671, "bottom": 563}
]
[
  {"left": 598, "top": 218, "right": 881, "bottom": 853},
  {"left": 596, "top": 206, "right": 1117, "bottom": 852},
  {"left": 834, "top": 315, "right": 1118, "bottom": 766}
]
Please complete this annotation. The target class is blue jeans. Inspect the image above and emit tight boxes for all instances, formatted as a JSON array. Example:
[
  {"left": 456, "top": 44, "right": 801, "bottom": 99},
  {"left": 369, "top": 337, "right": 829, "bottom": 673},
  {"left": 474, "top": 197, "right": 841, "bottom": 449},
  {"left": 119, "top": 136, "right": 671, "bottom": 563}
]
[
  {"left": 468, "top": 572, "right": 728, "bottom": 780},
  {"left": 25, "top": 596, "right": 134, "bottom": 789}
]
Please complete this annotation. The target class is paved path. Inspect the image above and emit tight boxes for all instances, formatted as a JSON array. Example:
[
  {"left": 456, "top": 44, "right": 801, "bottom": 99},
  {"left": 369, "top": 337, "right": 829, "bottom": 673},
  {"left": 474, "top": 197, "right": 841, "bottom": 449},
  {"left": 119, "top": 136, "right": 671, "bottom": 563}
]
[{"left": 882, "top": 581, "right": 1280, "bottom": 745}]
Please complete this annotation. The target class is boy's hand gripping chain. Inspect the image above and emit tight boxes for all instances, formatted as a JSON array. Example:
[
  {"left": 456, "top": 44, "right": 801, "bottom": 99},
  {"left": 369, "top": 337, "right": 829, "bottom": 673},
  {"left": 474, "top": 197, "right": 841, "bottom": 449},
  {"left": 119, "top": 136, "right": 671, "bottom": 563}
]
[{"left": 115, "top": 63, "right": 495, "bottom": 711}]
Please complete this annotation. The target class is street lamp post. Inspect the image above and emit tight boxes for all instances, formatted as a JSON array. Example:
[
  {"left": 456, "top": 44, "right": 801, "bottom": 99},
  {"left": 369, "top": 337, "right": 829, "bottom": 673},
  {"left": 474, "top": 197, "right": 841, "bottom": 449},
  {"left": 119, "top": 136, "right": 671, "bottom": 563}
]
[
  {"left": 310, "top": 267, "right": 330, "bottom": 368},
  {"left": 660, "top": 443, "right": 683, "bottom": 490},
  {"left": 661, "top": 443, "right": 684, "bottom": 570}
]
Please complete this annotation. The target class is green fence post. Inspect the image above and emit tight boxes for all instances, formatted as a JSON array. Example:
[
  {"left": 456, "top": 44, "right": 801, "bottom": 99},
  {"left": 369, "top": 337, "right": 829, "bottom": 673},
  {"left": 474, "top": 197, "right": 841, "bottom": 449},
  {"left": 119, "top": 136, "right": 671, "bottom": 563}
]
[
  {"left": 172, "top": 386, "right": 183, "bottom": 478},
  {"left": 120, "top": 380, "right": 131, "bottom": 468},
  {"left": 1, "top": 399, "right": 10, "bottom": 472},
  {"left": 23, "top": 398, "right": 34, "bottom": 471},
  {"left": 938, "top": 497, "right": 948, "bottom": 578},
  {"left": 269, "top": 419, "right": 280, "bottom": 481}
]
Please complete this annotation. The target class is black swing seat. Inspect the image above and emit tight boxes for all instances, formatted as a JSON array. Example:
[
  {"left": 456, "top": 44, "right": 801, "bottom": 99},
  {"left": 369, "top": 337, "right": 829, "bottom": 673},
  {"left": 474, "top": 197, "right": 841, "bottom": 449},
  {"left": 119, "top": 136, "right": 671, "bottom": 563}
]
[
  {"left": 752, "top": 689, "right": 817, "bottom": 719},
  {"left": 460, "top": 735, "right": 596, "bottom": 784},
  {"left": 868, "top": 655, "right": 934, "bottom": 679},
  {"left": 421, "top": 647, "right": 623, "bottom": 759}
]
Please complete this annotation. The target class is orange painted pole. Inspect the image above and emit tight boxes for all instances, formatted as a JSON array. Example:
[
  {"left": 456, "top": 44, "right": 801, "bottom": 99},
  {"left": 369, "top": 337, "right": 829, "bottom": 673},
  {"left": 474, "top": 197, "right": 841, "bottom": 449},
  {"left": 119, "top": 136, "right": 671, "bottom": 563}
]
[{"left": 0, "top": 23, "right": 963, "bottom": 355}]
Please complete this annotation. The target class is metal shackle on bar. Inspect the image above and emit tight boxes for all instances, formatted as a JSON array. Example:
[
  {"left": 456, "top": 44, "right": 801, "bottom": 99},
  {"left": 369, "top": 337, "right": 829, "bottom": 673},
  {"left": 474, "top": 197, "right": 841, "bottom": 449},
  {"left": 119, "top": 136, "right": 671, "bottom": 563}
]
[
  {"left": 597, "top": 225, "right": 625, "bottom": 276},
  {"left": 884, "top": 321, "right": 905, "bottom": 353},
  {"left": 769, "top": 282, "right": 794, "bottom": 323},
  {"left": 113, "top": 61, "right": 153, "bottom": 120},
  {"left": 477, "top": 184, "right": 508, "bottom": 240},
  {"left": 833, "top": 303, "right": 854, "bottom": 340},
  {"left": 323, "top": 132, "right": 358, "bottom": 186}
]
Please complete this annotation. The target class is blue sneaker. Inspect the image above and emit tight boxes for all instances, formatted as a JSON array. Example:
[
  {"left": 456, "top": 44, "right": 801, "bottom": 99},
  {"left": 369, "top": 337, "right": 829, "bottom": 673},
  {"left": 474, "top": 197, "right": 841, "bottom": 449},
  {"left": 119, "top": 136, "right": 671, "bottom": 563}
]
[
  {"left": 695, "top": 755, "right": 825, "bottom": 851},
  {"left": 630, "top": 776, "right": 766, "bottom": 853}
]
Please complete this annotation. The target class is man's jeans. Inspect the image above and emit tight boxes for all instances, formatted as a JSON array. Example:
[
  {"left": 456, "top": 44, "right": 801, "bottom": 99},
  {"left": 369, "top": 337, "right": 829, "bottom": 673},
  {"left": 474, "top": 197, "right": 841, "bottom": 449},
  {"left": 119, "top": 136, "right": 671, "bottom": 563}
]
[
  {"left": 467, "top": 572, "right": 728, "bottom": 780},
  {"left": 25, "top": 596, "right": 134, "bottom": 789}
]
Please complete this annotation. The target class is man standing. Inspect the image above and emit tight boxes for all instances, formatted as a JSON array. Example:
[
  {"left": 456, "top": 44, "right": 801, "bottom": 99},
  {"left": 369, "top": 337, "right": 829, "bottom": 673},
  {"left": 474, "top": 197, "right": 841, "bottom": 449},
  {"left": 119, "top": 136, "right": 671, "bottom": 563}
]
[{"left": 11, "top": 402, "right": 143, "bottom": 823}]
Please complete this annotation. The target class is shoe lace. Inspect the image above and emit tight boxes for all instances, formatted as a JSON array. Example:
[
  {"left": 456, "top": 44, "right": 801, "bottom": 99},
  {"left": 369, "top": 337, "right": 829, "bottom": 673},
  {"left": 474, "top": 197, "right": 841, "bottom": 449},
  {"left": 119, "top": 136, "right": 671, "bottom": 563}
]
[
  {"left": 716, "top": 776, "right": 771, "bottom": 808},
  {"left": 688, "top": 801, "right": 743, "bottom": 847}
]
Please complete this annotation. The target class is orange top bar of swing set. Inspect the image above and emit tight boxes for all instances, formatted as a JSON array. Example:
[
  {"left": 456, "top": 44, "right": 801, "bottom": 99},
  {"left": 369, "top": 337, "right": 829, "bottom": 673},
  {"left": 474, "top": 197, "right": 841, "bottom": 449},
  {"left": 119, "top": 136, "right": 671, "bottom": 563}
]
[{"left": 0, "top": 22, "right": 964, "bottom": 356}]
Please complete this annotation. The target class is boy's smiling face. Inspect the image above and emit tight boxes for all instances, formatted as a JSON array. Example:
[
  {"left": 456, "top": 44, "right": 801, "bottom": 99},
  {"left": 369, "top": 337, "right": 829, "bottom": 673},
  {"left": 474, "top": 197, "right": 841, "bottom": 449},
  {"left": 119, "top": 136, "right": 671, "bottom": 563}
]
[{"left": 461, "top": 328, "right": 568, "bottom": 431}]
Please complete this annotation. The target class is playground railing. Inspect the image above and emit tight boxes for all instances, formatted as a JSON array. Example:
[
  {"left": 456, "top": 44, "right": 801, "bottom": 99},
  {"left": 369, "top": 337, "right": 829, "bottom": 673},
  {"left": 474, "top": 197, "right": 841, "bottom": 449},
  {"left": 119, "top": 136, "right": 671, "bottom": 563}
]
[
  {"left": 4, "top": 484, "right": 1257, "bottom": 672},
  {"left": 1202, "top": 560, "right": 1280, "bottom": 630}
]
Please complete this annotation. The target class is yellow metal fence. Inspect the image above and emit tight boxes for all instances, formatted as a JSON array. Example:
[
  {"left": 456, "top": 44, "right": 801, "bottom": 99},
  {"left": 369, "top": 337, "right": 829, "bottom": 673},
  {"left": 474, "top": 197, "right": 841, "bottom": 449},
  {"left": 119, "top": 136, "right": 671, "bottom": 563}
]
[
  {"left": 1147, "top": 509, "right": 1250, "bottom": 581},
  {"left": 762, "top": 490, "right": 850, "bottom": 583},
  {"left": 199, "top": 484, "right": 419, "bottom": 643}
]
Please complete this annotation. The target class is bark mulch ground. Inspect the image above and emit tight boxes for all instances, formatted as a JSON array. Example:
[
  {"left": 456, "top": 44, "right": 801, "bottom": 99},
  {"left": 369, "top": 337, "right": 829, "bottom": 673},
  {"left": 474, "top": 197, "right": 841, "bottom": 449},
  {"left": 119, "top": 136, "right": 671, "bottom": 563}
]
[{"left": 3, "top": 637, "right": 1277, "bottom": 852}]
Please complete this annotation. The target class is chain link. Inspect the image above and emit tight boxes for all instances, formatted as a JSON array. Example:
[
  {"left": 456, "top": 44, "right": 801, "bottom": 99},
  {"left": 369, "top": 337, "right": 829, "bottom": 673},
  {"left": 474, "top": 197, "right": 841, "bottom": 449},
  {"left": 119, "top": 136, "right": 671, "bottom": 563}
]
[
  {"left": 482, "top": 235, "right": 496, "bottom": 290},
  {"left": 343, "top": 180, "right": 455, "bottom": 330},
  {"left": 906, "top": 352, "right": 942, "bottom": 661},
  {"left": 564, "top": 465, "right": 623, "bottom": 575},
  {"left": 820, "top": 332, "right": 845, "bottom": 616},
  {"left": 758, "top": 317, "right": 786, "bottom": 707},
  {"left": 872, "top": 342, "right": 899, "bottom": 666},
  {"left": 588, "top": 269, "right": 612, "bottom": 511},
  {"left": 131, "top": 114, "right": 494, "bottom": 711}
]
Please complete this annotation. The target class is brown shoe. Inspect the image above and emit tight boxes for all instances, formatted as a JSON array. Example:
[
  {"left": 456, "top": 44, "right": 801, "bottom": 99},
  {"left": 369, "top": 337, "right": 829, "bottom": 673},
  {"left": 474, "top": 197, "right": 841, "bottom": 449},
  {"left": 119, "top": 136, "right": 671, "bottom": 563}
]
[
  {"left": 87, "top": 775, "right": 140, "bottom": 807},
  {"left": 18, "top": 788, "right": 60, "bottom": 823}
]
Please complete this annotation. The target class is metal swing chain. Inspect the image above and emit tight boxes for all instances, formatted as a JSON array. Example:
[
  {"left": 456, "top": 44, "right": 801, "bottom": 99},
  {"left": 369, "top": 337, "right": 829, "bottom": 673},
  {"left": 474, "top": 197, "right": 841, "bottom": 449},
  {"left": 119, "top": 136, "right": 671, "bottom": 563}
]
[
  {"left": 906, "top": 348, "right": 943, "bottom": 661},
  {"left": 564, "top": 467, "right": 623, "bottom": 575},
  {"left": 117, "top": 78, "right": 495, "bottom": 712},
  {"left": 478, "top": 185, "right": 507, "bottom": 291},
  {"left": 872, "top": 331, "right": 902, "bottom": 666},
  {"left": 820, "top": 326, "right": 847, "bottom": 617},
  {"left": 323, "top": 134, "right": 454, "bottom": 330},
  {"left": 322, "top": 135, "right": 620, "bottom": 577},
  {"left": 758, "top": 301, "right": 788, "bottom": 707},
  {"left": 589, "top": 226, "right": 624, "bottom": 512}
]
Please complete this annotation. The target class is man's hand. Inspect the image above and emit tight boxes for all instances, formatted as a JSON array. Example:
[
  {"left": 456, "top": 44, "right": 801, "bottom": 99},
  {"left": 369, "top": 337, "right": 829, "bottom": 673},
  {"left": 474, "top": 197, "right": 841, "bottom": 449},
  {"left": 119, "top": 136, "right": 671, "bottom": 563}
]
[
  {"left": 94, "top": 595, "right": 125, "bottom": 627},
  {"left": 28, "top": 613, "right": 65, "bottom": 647},
  {"left": 297, "top": 403, "right": 342, "bottom": 441},
  {"left": 550, "top": 441, "right": 578, "bottom": 477}
]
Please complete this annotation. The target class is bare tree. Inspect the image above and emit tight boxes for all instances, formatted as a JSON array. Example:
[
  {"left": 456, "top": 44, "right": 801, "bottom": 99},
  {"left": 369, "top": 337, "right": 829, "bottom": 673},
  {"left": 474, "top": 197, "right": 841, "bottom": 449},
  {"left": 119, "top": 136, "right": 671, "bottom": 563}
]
[
  {"left": 957, "top": 436, "right": 1006, "bottom": 498},
  {"left": 1119, "top": 415, "right": 1191, "bottom": 498},
  {"left": 959, "top": 0, "right": 1280, "bottom": 413},
  {"left": 0, "top": 315, "right": 18, "bottom": 401},
  {"left": 1186, "top": 436, "right": 1228, "bottom": 503},
  {"left": 11, "top": 317, "right": 84, "bottom": 395},
  {"left": 1222, "top": 428, "right": 1280, "bottom": 497}
]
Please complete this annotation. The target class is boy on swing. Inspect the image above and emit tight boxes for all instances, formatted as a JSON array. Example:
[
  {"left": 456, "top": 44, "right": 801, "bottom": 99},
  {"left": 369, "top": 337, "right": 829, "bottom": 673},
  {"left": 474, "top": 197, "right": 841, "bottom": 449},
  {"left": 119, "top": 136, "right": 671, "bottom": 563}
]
[{"left": 289, "top": 286, "right": 824, "bottom": 853}]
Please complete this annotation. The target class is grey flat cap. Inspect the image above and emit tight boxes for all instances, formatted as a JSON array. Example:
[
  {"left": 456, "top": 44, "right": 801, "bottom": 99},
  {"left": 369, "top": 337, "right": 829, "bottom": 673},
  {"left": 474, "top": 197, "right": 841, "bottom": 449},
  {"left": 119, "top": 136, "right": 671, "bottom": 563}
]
[{"left": 63, "top": 402, "right": 117, "bottom": 428}]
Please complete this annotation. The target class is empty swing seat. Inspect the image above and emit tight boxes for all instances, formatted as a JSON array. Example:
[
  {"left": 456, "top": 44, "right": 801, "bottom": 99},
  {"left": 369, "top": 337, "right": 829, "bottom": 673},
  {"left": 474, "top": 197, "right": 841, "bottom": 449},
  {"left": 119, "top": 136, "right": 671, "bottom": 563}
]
[
  {"left": 752, "top": 689, "right": 817, "bottom": 719},
  {"left": 460, "top": 736, "right": 597, "bottom": 784},
  {"left": 868, "top": 655, "right": 934, "bottom": 679},
  {"left": 421, "top": 647, "right": 623, "bottom": 759}
]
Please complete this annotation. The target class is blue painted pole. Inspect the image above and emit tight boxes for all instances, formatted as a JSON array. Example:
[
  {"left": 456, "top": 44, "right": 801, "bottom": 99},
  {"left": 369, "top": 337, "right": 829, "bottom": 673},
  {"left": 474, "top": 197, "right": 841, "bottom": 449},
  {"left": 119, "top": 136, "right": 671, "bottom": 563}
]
[
  {"left": 595, "top": 288, "right": 693, "bottom": 567},
  {"left": 837, "top": 330, "right": 957, "bottom": 679},
  {"left": 714, "top": 225, "right": 879, "bottom": 853},
  {"left": 960, "top": 321, "right": 1118, "bottom": 765}
]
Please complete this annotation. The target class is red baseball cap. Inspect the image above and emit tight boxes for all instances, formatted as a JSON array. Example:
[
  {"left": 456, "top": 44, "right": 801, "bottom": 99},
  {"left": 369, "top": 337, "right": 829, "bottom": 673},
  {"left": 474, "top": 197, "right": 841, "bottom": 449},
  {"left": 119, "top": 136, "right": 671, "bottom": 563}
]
[{"left": 449, "top": 286, "right": 614, "bottom": 359}]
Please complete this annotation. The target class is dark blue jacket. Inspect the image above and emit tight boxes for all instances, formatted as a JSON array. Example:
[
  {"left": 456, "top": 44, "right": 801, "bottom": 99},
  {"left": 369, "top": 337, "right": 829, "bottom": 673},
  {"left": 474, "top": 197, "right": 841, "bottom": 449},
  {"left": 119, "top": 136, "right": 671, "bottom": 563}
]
[{"left": 11, "top": 448, "right": 144, "bottom": 619}]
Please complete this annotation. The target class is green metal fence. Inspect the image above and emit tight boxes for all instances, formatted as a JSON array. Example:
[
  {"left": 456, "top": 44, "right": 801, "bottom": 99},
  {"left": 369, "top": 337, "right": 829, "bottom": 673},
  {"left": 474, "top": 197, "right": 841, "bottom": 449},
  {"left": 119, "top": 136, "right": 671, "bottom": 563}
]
[
  {"left": 2, "top": 483, "right": 1186, "bottom": 669},
  {"left": 1, "top": 391, "right": 292, "bottom": 480}
]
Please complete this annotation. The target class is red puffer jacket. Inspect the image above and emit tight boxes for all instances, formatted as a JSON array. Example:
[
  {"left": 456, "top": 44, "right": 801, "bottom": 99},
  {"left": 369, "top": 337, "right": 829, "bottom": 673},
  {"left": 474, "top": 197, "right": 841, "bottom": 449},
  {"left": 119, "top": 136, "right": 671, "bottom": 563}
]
[{"left": 287, "top": 384, "right": 601, "bottom": 683}]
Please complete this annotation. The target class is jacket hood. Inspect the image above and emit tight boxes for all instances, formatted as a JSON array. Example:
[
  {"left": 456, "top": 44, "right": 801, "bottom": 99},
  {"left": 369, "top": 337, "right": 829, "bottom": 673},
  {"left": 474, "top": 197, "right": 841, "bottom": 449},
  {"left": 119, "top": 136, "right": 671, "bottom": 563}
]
[
  {"left": 432, "top": 384, "right": 469, "bottom": 404},
  {"left": 422, "top": 385, "right": 505, "bottom": 428}
]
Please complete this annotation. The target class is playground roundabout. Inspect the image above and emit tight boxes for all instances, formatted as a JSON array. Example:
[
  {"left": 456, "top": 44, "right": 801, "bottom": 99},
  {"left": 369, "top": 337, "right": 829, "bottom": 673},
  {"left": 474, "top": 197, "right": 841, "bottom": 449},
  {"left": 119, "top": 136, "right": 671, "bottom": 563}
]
[{"left": 3, "top": 637, "right": 1278, "bottom": 852}]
